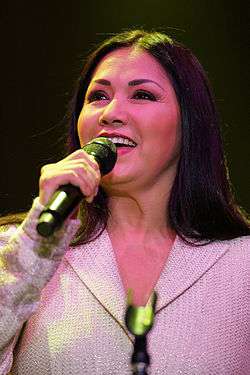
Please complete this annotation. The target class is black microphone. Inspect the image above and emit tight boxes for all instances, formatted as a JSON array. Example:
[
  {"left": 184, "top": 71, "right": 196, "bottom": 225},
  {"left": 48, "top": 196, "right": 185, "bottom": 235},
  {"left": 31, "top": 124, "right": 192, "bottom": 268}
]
[{"left": 36, "top": 137, "right": 117, "bottom": 237}]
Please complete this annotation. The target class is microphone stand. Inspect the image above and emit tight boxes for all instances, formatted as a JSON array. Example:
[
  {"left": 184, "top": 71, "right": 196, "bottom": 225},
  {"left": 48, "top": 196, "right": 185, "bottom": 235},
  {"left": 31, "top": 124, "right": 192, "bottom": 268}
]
[{"left": 125, "top": 291, "right": 157, "bottom": 375}]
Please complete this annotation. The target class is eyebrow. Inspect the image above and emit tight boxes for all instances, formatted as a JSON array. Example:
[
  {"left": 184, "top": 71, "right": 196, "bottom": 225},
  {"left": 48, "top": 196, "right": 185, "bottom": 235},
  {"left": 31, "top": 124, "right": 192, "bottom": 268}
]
[{"left": 93, "top": 78, "right": 164, "bottom": 90}]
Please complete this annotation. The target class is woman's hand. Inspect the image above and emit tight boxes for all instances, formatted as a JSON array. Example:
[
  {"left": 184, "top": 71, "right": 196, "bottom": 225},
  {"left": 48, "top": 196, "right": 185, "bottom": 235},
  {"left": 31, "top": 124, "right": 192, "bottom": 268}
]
[{"left": 39, "top": 150, "right": 101, "bottom": 206}]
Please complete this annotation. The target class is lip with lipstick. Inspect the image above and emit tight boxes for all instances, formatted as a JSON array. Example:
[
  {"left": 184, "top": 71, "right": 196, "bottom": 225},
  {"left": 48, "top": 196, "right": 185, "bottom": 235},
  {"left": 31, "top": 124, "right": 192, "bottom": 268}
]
[{"left": 97, "top": 132, "right": 137, "bottom": 155}]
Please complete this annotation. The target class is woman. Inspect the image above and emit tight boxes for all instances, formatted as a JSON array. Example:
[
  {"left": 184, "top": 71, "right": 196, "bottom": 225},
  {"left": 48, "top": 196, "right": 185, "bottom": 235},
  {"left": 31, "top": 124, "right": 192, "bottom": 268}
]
[{"left": 0, "top": 29, "right": 249, "bottom": 374}]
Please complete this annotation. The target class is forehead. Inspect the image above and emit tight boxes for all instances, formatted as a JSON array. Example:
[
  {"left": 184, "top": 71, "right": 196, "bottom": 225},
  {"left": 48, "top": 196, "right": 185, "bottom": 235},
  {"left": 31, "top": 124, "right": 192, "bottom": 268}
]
[{"left": 91, "top": 47, "right": 169, "bottom": 83}]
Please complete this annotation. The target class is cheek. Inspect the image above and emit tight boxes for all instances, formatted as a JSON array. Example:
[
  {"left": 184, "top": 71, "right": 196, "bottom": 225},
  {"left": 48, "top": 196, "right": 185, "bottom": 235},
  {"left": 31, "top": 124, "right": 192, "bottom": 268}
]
[
  {"left": 77, "top": 108, "right": 98, "bottom": 146},
  {"left": 142, "top": 108, "right": 181, "bottom": 161},
  {"left": 143, "top": 105, "right": 181, "bottom": 139},
  {"left": 161, "top": 118, "right": 181, "bottom": 158},
  {"left": 135, "top": 101, "right": 180, "bottom": 127},
  {"left": 148, "top": 129, "right": 180, "bottom": 161}
]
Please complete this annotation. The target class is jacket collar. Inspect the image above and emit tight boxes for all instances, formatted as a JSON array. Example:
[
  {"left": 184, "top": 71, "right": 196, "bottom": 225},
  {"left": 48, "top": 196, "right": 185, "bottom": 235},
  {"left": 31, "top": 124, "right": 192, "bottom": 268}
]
[{"left": 65, "top": 231, "right": 230, "bottom": 329}]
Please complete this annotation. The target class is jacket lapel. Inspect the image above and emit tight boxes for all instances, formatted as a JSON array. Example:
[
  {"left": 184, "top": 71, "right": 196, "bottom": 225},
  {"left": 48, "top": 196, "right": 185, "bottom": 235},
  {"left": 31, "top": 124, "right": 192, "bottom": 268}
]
[
  {"left": 65, "top": 230, "right": 128, "bottom": 330},
  {"left": 155, "top": 236, "right": 230, "bottom": 312}
]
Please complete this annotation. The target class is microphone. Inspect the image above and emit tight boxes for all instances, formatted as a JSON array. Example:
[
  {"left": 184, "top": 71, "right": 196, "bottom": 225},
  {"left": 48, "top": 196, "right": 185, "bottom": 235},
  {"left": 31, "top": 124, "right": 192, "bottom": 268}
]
[
  {"left": 125, "top": 291, "right": 157, "bottom": 375},
  {"left": 36, "top": 137, "right": 117, "bottom": 237}
]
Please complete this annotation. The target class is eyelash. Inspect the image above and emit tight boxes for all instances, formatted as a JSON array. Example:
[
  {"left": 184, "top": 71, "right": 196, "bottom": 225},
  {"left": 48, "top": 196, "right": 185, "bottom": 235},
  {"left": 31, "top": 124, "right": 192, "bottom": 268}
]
[
  {"left": 87, "top": 89, "right": 157, "bottom": 103},
  {"left": 133, "top": 90, "right": 157, "bottom": 101},
  {"left": 87, "top": 90, "right": 107, "bottom": 102}
]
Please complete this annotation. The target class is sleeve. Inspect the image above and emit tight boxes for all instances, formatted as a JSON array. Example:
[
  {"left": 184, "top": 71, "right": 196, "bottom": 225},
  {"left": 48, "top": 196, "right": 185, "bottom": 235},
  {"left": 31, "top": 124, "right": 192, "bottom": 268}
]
[{"left": 0, "top": 198, "right": 81, "bottom": 374}]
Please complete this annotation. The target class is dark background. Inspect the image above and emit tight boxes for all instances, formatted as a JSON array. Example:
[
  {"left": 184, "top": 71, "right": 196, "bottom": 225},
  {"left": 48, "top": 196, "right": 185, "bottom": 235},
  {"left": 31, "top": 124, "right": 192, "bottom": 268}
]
[{"left": 1, "top": 1, "right": 249, "bottom": 215}]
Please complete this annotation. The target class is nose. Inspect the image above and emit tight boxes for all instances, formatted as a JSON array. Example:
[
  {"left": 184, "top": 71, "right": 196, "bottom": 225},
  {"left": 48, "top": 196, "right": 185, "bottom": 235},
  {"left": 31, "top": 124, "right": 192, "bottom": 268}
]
[{"left": 99, "top": 98, "right": 128, "bottom": 127}]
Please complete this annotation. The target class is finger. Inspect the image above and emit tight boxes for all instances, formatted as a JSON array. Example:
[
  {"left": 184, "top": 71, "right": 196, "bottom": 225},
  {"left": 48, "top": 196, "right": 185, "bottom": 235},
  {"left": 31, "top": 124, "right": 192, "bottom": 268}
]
[
  {"left": 41, "top": 160, "right": 100, "bottom": 189},
  {"left": 64, "top": 150, "right": 100, "bottom": 171},
  {"left": 39, "top": 170, "right": 95, "bottom": 205},
  {"left": 85, "top": 186, "right": 99, "bottom": 204},
  {"left": 57, "top": 160, "right": 101, "bottom": 182},
  {"left": 53, "top": 163, "right": 100, "bottom": 193}
]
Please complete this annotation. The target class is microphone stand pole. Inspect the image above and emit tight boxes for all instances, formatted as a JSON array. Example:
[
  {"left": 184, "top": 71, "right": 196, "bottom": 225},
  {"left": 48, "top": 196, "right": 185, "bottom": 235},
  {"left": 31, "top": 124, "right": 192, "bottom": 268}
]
[{"left": 125, "top": 291, "right": 157, "bottom": 375}]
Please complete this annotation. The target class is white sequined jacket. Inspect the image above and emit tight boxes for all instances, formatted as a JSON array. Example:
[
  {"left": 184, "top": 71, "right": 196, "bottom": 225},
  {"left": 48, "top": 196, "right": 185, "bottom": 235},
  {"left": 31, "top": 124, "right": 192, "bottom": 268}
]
[{"left": 0, "top": 199, "right": 249, "bottom": 374}]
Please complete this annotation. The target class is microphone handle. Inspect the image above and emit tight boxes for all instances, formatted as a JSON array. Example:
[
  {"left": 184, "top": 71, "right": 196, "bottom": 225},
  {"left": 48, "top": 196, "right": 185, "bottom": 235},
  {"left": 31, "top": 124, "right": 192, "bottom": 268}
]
[{"left": 36, "top": 184, "right": 83, "bottom": 237}]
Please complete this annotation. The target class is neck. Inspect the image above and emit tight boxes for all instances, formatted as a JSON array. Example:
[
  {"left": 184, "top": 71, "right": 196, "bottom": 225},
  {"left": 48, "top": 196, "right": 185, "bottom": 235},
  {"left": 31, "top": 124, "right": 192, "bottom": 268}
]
[{"left": 106, "top": 187, "right": 175, "bottom": 240}]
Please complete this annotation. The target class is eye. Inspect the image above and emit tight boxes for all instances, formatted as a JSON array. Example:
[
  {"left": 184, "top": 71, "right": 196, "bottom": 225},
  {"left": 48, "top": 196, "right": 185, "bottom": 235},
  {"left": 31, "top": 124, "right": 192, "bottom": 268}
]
[
  {"left": 87, "top": 90, "right": 109, "bottom": 103},
  {"left": 132, "top": 90, "right": 157, "bottom": 101}
]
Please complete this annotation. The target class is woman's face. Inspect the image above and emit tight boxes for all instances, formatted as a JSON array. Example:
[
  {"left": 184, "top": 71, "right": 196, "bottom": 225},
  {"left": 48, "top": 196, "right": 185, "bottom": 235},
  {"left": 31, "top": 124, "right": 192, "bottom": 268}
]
[{"left": 77, "top": 47, "right": 181, "bottom": 192}]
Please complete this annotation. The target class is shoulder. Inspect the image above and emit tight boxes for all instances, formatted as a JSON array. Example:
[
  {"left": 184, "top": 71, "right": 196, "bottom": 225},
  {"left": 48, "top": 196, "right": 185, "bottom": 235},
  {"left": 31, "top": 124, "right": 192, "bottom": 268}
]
[
  {"left": 0, "top": 212, "right": 27, "bottom": 244},
  {"left": 225, "top": 235, "right": 250, "bottom": 256},
  {"left": 0, "top": 224, "right": 18, "bottom": 245},
  {"left": 216, "top": 235, "right": 250, "bottom": 276},
  {"left": 0, "top": 212, "right": 27, "bottom": 226},
  {"left": 207, "top": 235, "right": 250, "bottom": 256}
]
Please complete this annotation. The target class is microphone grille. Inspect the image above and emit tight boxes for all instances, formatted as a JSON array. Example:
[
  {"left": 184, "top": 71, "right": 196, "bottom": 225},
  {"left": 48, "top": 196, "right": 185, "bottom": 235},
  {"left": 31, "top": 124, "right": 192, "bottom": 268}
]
[{"left": 83, "top": 137, "right": 117, "bottom": 176}]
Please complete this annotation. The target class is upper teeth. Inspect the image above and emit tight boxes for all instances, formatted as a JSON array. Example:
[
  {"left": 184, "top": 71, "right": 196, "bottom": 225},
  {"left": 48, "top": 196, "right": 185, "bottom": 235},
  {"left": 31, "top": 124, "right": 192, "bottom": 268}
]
[{"left": 109, "top": 136, "right": 136, "bottom": 147}]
